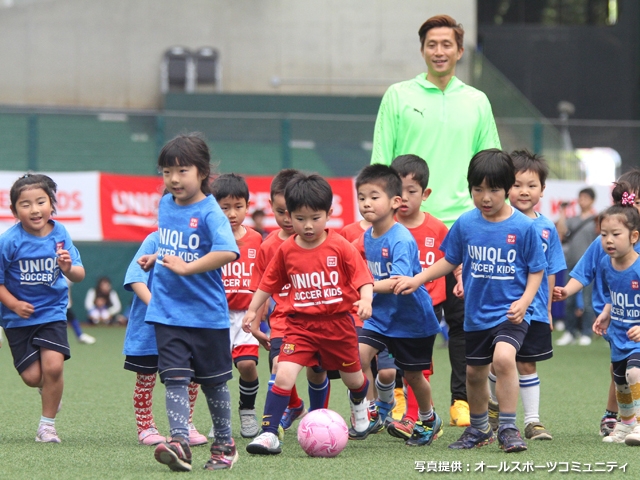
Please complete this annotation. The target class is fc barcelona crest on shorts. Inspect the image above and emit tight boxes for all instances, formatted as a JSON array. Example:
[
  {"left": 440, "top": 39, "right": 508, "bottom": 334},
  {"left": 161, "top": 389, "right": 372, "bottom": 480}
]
[{"left": 282, "top": 343, "right": 295, "bottom": 355}]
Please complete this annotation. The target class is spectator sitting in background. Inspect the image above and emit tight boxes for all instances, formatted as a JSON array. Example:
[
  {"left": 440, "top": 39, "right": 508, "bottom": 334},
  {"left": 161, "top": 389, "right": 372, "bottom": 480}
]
[{"left": 85, "top": 276, "right": 126, "bottom": 325}]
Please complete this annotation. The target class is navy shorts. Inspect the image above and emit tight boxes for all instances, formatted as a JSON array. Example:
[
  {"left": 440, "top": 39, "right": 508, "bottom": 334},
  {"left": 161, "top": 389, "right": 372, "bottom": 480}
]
[
  {"left": 269, "top": 337, "right": 283, "bottom": 372},
  {"left": 359, "top": 328, "right": 435, "bottom": 372},
  {"left": 465, "top": 320, "right": 529, "bottom": 366},
  {"left": 4, "top": 321, "right": 70, "bottom": 374},
  {"left": 516, "top": 320, "right": 553, "bottom": 363},
  {"left": 154, "top": 323, "right": 232, "bottom": 386},
  {"left": 612, "top": 353, "right": 640, "bottom": 385},
  {"left": 124, "top": 355, "right": 159, "bottom": 374}
]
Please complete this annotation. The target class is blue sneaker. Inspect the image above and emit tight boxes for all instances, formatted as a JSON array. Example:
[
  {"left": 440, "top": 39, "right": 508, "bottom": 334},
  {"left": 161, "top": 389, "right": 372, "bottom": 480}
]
[
  {"left": 497, "top": 424, "right": 527, "bottom": 452},
  {"left": 348, "top": 411, "right": 383, "bottom": 440},
  {"left": 406, "top": 412, "right": 443, "bottom": 446},
  {"left": 279, "top": 401, "right": 306, "bottom": 430},
  {"left": 448, "top": 426, "right": 495, "bottom": 449},
  {"left": 375, "top": 399, "right": 396, "bottom": 425}
]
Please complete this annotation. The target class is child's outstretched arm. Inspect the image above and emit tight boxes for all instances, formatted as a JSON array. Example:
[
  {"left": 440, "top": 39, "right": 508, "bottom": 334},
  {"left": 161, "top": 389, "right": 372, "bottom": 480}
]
[
  {"left": 242, "top": 289, "right": 272, "bottom": 333},
  {"left": 507, "top": 269, "right": 544, "bottom": 324},
  {"left": 131, "top": 282, "right": 152, "bottom": 305},
  {"left": 57, "top": 249, "right": 85, "bottom": 283},
  {"left": 162, "top": 251, "right": 237, "bottom": 276},
  {"left": 354, "top": 283, "right": 373, "bottom": 320},
  {"left": 394, "top": 257, "right": 457, "bottom": 295},
  {"left": 0, "top": 285, "right": 34, "bottom": 318},
  {"left": 552, "top": 277, "right": 584, "bottom": 302},
  {"left": 593, "top": 304, "right": 612, "bottom": 336}
]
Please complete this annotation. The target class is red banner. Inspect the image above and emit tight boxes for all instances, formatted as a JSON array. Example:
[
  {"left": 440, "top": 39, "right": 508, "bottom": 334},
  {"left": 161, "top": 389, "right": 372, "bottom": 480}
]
[
  {"left": 99, "top": 173, "right": 357, "bottom": 242},
  {"left": 100, "top": 173, "right": 164, "bottom": 242}
]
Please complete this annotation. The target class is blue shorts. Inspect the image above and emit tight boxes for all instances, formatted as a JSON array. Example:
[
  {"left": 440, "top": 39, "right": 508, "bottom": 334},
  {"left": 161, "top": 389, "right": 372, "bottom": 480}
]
[
  {"left": 359, "top": 328, "right": 435, "bottom": 372},
  {"left": 154, "top": 324, "right": 232, "bottom": 385},
  {"left": 612, "top": 353, "right": 640, "bottom": 385},
  {"left": 465, "top": 320, "right": 529, "bottom": 366},
  {"left": 516, "top": 320, "right": 553, "bottom": 363},
  {"left": 4, "top": 321, "right": 70, "bottom": 374},
  {"left": 124, "top": 355, "right": 159, "bottom": 374}
]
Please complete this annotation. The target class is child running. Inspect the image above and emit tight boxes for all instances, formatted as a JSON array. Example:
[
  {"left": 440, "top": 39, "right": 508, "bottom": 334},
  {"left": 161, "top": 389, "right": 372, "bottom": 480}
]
[
  {"left": 553, "top": 169, "right": 640, "bottom": 437},
  {"left": 244, "top": 173, "right": 374, "bottom": 455},
  {"left": 487, "top": 150, "right": 566, "bottom": 441},
  {"left": 386, "top": 154, "right": 447, "bottom": 440},
  {"left": 355, "top": 164, "right": 443, "bottom": 446},
  {"left": 0, "top": 173, "right": 85, "bottom": 443},
  {"left": 248, "top": 169, "right": 330, "bottom": 431},
  {"left": 123, "top": 231, "right": 208, "bottom": 447},
  {"left": 212, "top": 173, "right": 263, "bottom": 438},
  {"left": 394, "top": 149, "right": 546, "bottom": 452},
  {"left": 143, "top": 133, "right": 240, "bottom": 471},
  {"left": 591, "top": 182, "right": 640, "bottom": 445}
]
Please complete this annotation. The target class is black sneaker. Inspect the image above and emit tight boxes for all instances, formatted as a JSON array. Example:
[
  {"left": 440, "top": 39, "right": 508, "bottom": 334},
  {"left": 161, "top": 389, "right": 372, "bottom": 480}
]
[
  {"left": 448, "top": 426, "right": 495, "bottom": 449},
  {"left": 154, "top": 437, "right": 192, "bottom": 472},
  {"left": 497, "top": 424, "right": 527, "bottom": 453}
]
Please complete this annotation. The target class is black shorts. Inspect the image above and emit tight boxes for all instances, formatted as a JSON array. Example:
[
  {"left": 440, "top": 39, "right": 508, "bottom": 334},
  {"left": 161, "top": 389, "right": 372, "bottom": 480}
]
[
  {"left": 154, "top": 323, "right": 232, "bottom": 386},
  {"left": 465, "top": 320, "right": 529, "bottom": 366},
  {"left": 358, "top": 328, "right": 435, "bottom": 372},
  {"left": 4, "top": 321, "right": 70, "bottom": 374},
  {"left": 516, "top": 320, "right": 553, "bottom": 363},
  {"left": 612, "top": 353, "right": 640, "bottom": 385},
  {"left": 269, "top": 337, "right": 283, "bottom": 372},
  {"left": 124, "top": 355, "right": 159, "bottom": 374}
]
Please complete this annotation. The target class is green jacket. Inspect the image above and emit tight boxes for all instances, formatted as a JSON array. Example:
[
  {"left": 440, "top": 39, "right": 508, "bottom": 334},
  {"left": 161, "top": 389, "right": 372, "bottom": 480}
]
[{"left": 371, "top": 74, "right": 501, "bottom": 227}]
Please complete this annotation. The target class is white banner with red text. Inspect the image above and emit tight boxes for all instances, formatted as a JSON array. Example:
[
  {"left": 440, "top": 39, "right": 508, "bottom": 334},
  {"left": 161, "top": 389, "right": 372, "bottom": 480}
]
[
  {"left": 0, "top": 172, "right": 613, "bottom": 241},
  {"left": 0, "top": 172, "right": 358, "bottom": 242}
]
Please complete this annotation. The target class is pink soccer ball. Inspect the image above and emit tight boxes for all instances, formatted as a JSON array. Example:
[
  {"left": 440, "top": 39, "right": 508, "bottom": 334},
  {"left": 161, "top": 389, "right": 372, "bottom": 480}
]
[{"left": 297, "top": 408, "right": 349, "bottom": 457}]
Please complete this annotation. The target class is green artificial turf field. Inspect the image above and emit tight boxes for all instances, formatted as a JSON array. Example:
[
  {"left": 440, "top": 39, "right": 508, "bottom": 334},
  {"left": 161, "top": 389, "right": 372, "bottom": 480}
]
[{"left": 0, "top": 326, "right": 636, "bottom": 479}]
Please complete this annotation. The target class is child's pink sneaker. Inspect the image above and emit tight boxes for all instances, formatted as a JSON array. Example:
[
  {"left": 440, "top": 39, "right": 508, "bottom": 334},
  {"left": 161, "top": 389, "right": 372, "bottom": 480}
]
[
  {"left": 188, "top": 423, "right": 208, "bottom": 446},
  {"left": 138, "top": 427, "right": 166, "bottom": 445}
]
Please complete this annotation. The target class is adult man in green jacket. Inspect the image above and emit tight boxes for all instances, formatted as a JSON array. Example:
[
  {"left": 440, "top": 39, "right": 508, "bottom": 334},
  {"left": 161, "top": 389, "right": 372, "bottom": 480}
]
[{"left": 371, "top": 14, "right": 501, "bottom": 428}]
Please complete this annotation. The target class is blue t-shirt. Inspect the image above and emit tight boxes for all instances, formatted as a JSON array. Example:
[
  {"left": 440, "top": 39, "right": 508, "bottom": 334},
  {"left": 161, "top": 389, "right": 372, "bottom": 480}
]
[
  {"left": 145, "top": 194, "right": 239, "bottom": 329},
  {"left": 0, "top": 220, "right": 82, "bottom": 329},
  {"left": 363, "top": 223, "right": 440, "bottom": 338},
  {"left": 571, "top": 237, "right": 640, "bottom": 315},
  {"left": 123, "top": 232, "right": 158, "bottom": 356},
  {"left": 442, "top": 207, "right": 547, "bottom": 332},
  {"left": 529, "top": 214, "right": 566, "bottom": 324},
  {"left": 600, "top": 255, "right": 640, "bottom": 362}
]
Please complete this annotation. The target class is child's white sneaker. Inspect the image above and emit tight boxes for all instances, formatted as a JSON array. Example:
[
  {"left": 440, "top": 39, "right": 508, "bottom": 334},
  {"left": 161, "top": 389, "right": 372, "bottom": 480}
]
[
  {"left": 624, "top": 425, "right": 640, "bottom": 446},
  {"left": 36, "top": 423, "right": 61, "bottom": 443},
  {"left": 603, "top": 422, "right": 633, "bottom": 443}
]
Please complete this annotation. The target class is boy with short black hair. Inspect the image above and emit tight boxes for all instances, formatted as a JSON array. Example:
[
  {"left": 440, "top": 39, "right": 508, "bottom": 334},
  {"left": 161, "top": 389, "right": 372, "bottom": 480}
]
[
  {"left": 485, "top": 150, "right": 565, "bottom": 441},
  {"left": 354, "top": 164, "right": 443, "bottom": 446},
  {"left": 386, "top": 154, "right": 449, "bottom": 439},
  {"left": 394, "top": 149, "right": 547, "bottom": 453},
  {"left": 212, "top": 173, "right": 264, "bottom": 438},
  {"left": 247, "top": 169, "right": 330, "bottom": 431},
  {"left": 244, "top": 173, "right": 374, "bottom": 455}
]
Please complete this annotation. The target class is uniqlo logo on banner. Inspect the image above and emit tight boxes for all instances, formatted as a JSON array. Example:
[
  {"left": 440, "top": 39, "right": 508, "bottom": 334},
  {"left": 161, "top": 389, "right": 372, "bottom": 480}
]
[
  {"left": 189, "top": 218, "right": 198, "bottom": 228},
  {"left": 507, "top": 234, "right": 516, "bottom": 244},
  {"left": 100, "top": 173, "right": 163, "bottom": 242}
]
